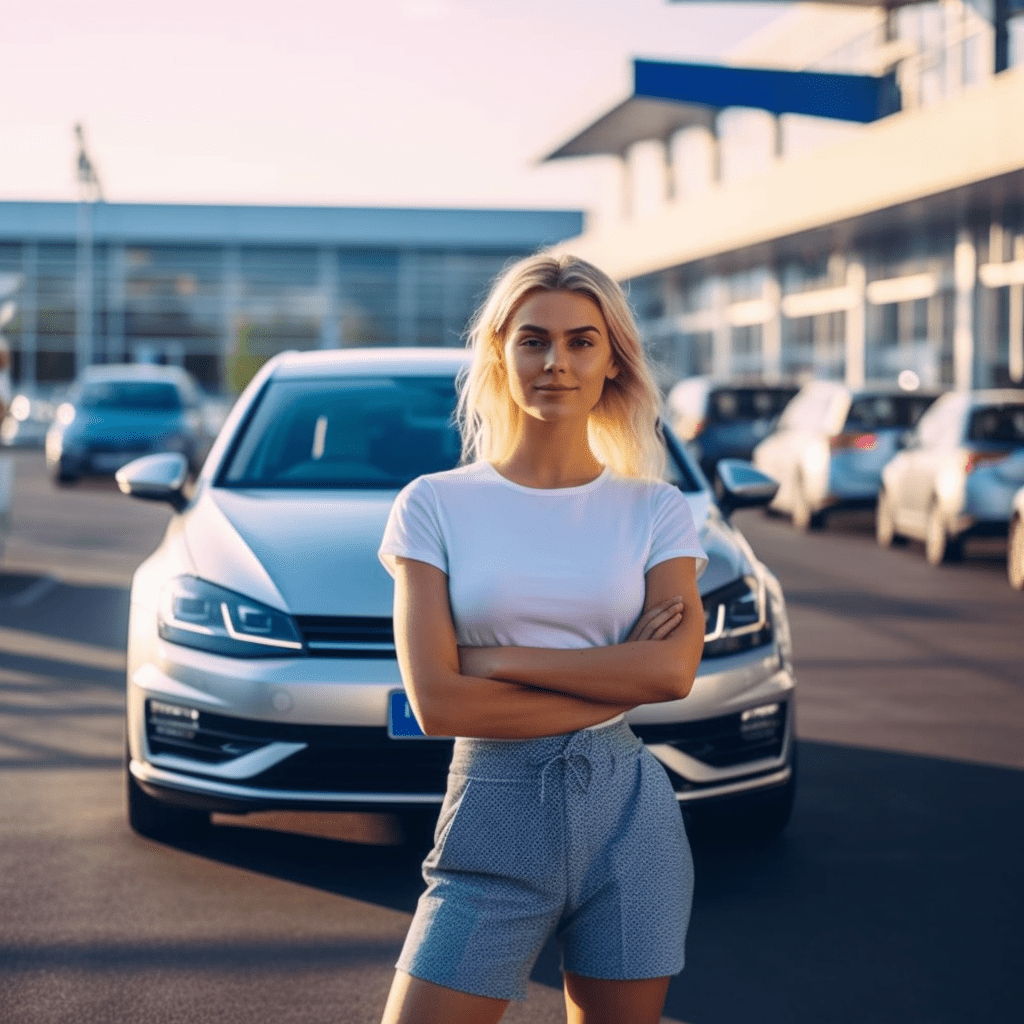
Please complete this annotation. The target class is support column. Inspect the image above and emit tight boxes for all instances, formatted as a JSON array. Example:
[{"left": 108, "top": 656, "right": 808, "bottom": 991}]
[
  {"left": 845, "top": 261, "right": 867, "bottom": 388},
  {"left": 994, "top": 0, "right": 1010, "bottom": 73},
  {"left": 106, "top": 242, "right": 125, "bottom": 364},
  {"left": 762, "top": 272, "right": 782, "bottom": 382},
  {"left": 662, "top": 135, "right": 676, "bottom": 203},
  {"left": 953, "top": 229, "right": 976, "bottom": 390},
  {"left": 75, "top": 201, "right": 95, "bottom": 375},
  {"left": 21, "top": 242, "right": 38, "bottom": 389},
  {"left": 318, "top": 247, "right": 339, "bottom": 349},
  {"left": 709, "top": 118, "right": 722, "bottom": 185},
  {"left": 397, "top": 250, "right": 418, "bottom": 347},
  {"left": 1010, "top": 235, "right": 1024, "bottom": 383},
  {"left": 711, "top": 277, "right": 731, "bottom": 379},
  {"left": 221, "top": 245, "right": 241, "bottom": 381}
]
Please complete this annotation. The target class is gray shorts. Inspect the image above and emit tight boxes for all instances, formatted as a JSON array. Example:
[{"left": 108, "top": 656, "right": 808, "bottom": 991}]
[{"left": 396, "top": 718, "right": 694, "bottom": 1001}]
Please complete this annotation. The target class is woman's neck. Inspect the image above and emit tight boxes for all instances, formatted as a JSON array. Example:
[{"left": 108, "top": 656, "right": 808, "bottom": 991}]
[{"left": 492, "top": 421, "right": 603, "bottom": 490}]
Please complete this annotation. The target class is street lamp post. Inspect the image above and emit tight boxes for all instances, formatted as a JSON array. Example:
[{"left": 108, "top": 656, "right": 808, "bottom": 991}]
[{"left": 74, "top": 124, "right": 103, "bottom": 377}]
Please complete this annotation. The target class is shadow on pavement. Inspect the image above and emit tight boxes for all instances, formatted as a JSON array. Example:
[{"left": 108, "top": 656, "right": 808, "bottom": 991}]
[{"left": 131, "top": 739, "right": 1024, "bottom": 1024}]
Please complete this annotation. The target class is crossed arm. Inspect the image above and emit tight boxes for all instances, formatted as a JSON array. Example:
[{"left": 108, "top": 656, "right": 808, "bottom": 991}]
[{"left": 391, "top": 555, "right": 704, "bottom": 739}]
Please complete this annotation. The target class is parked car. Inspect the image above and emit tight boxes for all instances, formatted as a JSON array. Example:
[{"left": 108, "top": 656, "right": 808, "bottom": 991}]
[
  {"left": 753, "top": 380, "right": 940, "bottom": 530},
  {"left": 1008, "top": 482, "right": 1024, "bottom": 590},
  {"left": 1, "top": 388, "right": 58, "bottom": 449},
  {"left": 877, "top": 391, "right": 1024, "bottom": 565},
  {"left": 45, "top": 364, "right": 215, "bottom": 485},
  {"left": 118, "top": 347, "right": 798, "bottom": 845},
  {"left": 667, "top": 377, "right": 798, "bottom": 480}
]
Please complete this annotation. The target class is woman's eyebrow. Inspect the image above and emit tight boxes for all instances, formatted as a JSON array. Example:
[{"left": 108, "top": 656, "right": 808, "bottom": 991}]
[{"left": 514, "top": 324, "right": 601, "bottom": 336}]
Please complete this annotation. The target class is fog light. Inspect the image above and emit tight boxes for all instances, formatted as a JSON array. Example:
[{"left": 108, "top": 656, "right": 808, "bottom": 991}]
[
  {"left": 149, "top": 699, "right": 199, "bottom": 741},
  {"left": 740, "top": 702, "right": 782, "bottom": 740}
]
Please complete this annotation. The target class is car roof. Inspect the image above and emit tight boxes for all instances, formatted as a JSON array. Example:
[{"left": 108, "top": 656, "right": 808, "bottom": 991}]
[
  {"left": 77, "top": 364, "right": 194, "bottom": 385},
  {"left": 271, "top": 347, "right": 471, "bottom": 379}
]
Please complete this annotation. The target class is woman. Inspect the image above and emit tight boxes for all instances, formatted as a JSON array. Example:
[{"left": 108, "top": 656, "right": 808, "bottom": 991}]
[{"left": 378, "top": 254, "right": 707, "bottom": 1024}]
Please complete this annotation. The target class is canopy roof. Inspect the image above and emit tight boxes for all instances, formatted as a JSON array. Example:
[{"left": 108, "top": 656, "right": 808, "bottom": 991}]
[{"left": 543, "top": 59, "right": 900, "bottom": 160}]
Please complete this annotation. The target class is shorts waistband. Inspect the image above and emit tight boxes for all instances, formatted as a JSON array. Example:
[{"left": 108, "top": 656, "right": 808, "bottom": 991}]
[{"left": 450, "top": 717, "right": 641, "bottom": 780}]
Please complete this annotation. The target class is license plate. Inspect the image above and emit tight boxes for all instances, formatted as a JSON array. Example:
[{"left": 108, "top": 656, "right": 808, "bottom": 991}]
[{"left": 388, "top": 690, "right": 427, "bottom": 739}]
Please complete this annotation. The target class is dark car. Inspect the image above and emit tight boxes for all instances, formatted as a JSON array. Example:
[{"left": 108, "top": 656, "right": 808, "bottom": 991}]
[
  {"left": 45, "top": 364, "right": 214, "bottom": 485},
  {"left": 667, "top": 378, "right": 798, "bottom": 479}
]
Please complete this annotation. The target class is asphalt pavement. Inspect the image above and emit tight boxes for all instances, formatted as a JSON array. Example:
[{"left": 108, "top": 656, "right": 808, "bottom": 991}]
[{"left": 0, "top": 449, "right": 1021, "bottom": 1024}]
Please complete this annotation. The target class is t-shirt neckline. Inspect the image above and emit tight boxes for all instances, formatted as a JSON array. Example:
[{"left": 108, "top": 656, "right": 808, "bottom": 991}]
[{"left": 482, "top": 462, "right": 610, "bottom": 495}]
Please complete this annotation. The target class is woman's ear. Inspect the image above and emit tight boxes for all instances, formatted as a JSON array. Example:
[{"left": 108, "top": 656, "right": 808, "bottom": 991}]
[{"left": 606, "top": 361, "right": 620, "bottom": 381}]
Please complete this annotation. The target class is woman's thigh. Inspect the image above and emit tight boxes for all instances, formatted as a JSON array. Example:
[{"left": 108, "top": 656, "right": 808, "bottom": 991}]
[
  {"left": 563, "top": 972, "right": 671, "bottom": 1024},
  {"left": 381, "top": 971, "right": 509, "bottom": 1024}
]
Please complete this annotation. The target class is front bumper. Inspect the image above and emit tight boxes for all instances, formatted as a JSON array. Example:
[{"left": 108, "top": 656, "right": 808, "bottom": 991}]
[{"left": 127, "top": 626, "right": 796, "bottom": 815}]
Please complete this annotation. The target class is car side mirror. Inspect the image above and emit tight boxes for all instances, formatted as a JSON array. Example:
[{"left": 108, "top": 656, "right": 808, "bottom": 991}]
[
  {"left": 116, "top": 453, "right": 189, "bottom": 511},
  {"left": 714, "top": 459, "right": 779, "bottom": 518}
]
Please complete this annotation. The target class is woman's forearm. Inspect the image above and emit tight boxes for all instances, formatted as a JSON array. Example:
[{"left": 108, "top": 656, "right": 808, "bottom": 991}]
[
  {"left": 412, "top": 670, "right": 632, "bottom": 739},
  {"left": 462, "top": 612, "right": 704, "bottom": 706}
]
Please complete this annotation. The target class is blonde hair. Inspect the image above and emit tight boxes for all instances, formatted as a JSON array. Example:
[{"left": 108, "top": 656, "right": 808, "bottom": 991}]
[{"left": 456, "top": 253, "right": 665, "bottom": 480}]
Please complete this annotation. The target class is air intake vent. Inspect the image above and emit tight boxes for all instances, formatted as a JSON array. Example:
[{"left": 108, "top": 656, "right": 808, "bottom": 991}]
[{"left": 293, "top": 615, "right": 395, "bottom": 658}]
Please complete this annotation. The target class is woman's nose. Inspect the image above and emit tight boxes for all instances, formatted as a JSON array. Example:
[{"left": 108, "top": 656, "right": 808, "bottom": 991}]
[{"left": 544, "top": 344, "right": 567, "bottom": 372}]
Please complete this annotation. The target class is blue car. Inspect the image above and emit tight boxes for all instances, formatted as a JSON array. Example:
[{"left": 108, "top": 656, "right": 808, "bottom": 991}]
[{"left": 45, "top": 364, "right": 215, "bottom": 485}]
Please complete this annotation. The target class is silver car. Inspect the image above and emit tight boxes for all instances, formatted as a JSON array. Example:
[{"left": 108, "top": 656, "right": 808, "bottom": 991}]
[
  {"left": 119, "top": 348, "right": 797, "bottom": 844},
  {"left": 753, "top": 380, "right": 940, "bottom": 531},
  {"left": 877, "top": 391, "right": 1024, "bottom": 565}
]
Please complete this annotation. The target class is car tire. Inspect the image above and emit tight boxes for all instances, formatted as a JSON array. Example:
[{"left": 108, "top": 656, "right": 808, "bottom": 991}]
[
  {"left": 791, "top": 475, "right": 825, "bottom": 532},
  {"left": 1008, "top": 514, "right": 1024, "bottom": 591},
  {"left": 875, "top": 489, "right": 905, "bottom": 548},
  {"left": 688, "top": 765, "right": 796, "bottom": 845},
  {"left": 924, "top": 501, "right": 962, "bottom": 566},
  {"left": 126, "top": 757, "right": 210, "bottom": 840}
]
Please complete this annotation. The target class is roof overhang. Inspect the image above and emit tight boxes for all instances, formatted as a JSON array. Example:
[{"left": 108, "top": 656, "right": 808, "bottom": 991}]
[{"left": 543, "top": 59, "right": 900, "bottom": 161}]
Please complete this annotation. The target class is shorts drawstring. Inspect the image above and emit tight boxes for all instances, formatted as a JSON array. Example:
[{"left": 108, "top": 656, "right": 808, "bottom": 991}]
[{"left": 538, "top": 728, "right": 594, "bottom": 804}]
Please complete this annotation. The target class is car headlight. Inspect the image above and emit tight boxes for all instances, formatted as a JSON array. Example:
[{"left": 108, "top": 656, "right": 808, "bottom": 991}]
[
  {"left": 702, "top": 573, "right": 773, "bottom": 659},
  {"left": 158, "top": 575, "right": 304, "bottom": 658}
]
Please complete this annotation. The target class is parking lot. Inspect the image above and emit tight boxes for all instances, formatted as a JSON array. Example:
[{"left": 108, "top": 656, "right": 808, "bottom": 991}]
[{"left": 0, "top": 448, "right": 1021, "bottom": 1024}]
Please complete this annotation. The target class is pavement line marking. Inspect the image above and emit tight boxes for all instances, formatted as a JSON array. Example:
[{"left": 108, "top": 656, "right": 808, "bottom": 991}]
[
  {"left": 0, "top": 626, "right": 126, "bottom": 672},
  {"left": 6, "top": 575, "right": 59, "bottom": 609}
]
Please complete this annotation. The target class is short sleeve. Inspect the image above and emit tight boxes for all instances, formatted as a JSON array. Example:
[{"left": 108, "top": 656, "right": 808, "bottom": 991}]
[
  {"left": 646, "top": 484, "right": 708, "bottom": 578},
  {"left": 378, "top": 476, "right": 448, "bottom": 577}
]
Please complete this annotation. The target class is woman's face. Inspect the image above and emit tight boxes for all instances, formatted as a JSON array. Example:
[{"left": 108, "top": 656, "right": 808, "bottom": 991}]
[{"left": 502, "top": 290, "right": 619, "bottom": 426}]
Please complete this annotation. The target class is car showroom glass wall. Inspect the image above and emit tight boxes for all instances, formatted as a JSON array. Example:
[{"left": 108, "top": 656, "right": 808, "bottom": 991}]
[{"left": 0, "top": 204, "right": 583, "bottom": 391}]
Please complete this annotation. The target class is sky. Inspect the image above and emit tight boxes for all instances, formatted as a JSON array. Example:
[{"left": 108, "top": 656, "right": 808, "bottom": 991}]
[{"left": 2, "top": 0, "right": 787, "bottom": 212}]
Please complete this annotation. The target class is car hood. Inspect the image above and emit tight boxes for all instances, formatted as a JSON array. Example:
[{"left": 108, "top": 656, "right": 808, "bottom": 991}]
[{"left": 183, "top": 486, "right": 749, "bottom": 617}]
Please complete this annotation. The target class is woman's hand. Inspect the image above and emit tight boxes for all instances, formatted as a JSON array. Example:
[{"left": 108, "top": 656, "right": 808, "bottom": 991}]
[{"left": 626, "top": 596, "right": 685, "bottom": 642}]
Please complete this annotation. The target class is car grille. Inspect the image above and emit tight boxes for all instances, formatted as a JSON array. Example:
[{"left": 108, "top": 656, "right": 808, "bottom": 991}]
[
  {"left": 148, "top": 701, "right": 787, "bottom": 798},
  {"left": 632, "top": 703, "right": 787, "bottom": 770},
  {"left": 147, "top": 703, "right": 454, "bottom": 794},
  {"left": 294, "top": 615, "right": 395, "bottom": 658}
]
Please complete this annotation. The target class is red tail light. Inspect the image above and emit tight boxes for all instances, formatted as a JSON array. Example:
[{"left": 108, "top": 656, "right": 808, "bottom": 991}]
[
  {"left": 963, "top": 450, "right": 1007, "bottom": 474},
  {"left": 830, "top": 432, "right": 877, "bottom": 452}
]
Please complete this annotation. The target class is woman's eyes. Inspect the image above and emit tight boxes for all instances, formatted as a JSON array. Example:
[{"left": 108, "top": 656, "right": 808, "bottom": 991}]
[{"left": 519, "top": 337, "right": 593, "bottom": 348}]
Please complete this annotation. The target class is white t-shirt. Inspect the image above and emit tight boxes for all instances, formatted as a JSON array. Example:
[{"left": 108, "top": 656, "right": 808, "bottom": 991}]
[{"left": 379, "top": 461, "right": 707, "bottom": 653}]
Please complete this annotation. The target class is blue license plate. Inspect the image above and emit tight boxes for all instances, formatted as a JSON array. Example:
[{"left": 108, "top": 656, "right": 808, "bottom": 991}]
[{"left": 388, "top": 690, "right": 426, "bottom": 739}]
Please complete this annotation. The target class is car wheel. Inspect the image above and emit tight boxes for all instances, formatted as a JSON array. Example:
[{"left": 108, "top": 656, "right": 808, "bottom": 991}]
[
  {"left": 875, "top": 489, "right": 905, "bottom": 548},
  {"left": 791, "top": 475, "right": 825, "bottom": 532},
  {"left": 53, "top": 471, "right": 78, "bottom": 487},
  {"left": 687, "top": 763, "right": 796, "bottom": 844},
  {"left": 1008, "top": 515, "right": 1024, "bottom": 591},
  {"left": 924, "top": 502, "right": 962, "bottom": 566},
  {"left": 126, "top": 757, "right": 210, "bottom": 840}
]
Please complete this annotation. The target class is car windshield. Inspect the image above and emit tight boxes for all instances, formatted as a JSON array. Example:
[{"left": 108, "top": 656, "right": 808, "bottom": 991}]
[
  {"left": 706, "top": 388, "right": 795, "bottom": 423},
  {"left": 79, "top": 380, "right": 182, "bottom": 411},
  {"left": 220, "top": 373, "right": 707, "bottom": 492},
  {"left": 844, "top": 394, "right": 936, "bottom": 431},
  {"left": 967, "top": 405, "right": 1024, "bottom": 443},
  {"left": 220, "top": 376, "right": 464, "bottom": 489}
]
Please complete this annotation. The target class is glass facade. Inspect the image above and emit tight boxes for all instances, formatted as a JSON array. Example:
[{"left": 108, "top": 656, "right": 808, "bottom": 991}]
[{"left": 0, "top": 204, "right": 582, "bottom": 393}]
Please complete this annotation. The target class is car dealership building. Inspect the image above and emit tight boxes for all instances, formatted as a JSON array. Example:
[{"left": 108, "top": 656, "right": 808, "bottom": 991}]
[
  {"left": 547, "top": 0, "right": 1024, "bottom": 392},
  {"left": 0, "top": 203, "right": 582, "bottom": 391}
]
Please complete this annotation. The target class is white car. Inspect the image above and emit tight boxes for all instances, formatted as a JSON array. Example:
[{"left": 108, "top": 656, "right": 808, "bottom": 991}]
[{"left": 119, "top": 348, "right": 797, "bottom": 843}]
